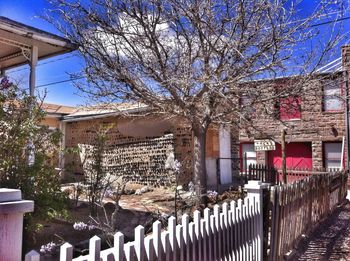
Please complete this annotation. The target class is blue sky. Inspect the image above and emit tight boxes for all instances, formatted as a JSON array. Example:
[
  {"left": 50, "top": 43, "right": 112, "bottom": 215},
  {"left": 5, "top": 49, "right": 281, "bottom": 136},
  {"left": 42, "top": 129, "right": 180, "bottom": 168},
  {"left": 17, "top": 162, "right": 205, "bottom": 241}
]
[{"left": 0, "top": 0, "right": 350, "bottom": 106}]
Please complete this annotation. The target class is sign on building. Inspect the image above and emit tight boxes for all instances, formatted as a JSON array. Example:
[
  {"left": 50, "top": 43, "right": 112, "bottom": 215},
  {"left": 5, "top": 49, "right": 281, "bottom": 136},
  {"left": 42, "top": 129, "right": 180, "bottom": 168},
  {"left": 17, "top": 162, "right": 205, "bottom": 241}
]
[{"left": 254, "top": 139, "right": 276, "bottom": 151}]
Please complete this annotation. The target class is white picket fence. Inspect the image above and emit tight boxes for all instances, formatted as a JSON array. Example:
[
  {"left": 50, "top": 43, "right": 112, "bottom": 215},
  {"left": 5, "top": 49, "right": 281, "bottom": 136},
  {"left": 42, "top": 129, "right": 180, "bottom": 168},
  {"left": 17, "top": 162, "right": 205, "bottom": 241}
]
[{"left": 25, "top": 181, "right": 264, "bottom": 261}]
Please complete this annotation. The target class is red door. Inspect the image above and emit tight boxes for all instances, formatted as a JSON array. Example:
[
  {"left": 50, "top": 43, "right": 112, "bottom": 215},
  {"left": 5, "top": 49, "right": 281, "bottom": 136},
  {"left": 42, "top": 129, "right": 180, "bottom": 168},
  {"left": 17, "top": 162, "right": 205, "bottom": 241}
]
[{"left": 268, "top": 142, "right": 312, "bottom": 169}]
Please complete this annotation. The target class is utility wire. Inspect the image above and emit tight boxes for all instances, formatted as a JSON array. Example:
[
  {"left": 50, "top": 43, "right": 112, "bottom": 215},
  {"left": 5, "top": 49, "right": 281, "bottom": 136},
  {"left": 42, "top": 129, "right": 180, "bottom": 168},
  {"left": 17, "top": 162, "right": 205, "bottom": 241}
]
[{"left": 36, "top": 76, "right": 85, "bottom": 88}]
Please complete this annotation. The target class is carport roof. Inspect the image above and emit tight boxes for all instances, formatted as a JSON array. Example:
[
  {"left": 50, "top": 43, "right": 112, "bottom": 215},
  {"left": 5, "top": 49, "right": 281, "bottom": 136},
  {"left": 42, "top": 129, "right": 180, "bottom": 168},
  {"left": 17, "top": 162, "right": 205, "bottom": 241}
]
[{"left": 0, "top": 16, "right": 76, "bottom": 70}]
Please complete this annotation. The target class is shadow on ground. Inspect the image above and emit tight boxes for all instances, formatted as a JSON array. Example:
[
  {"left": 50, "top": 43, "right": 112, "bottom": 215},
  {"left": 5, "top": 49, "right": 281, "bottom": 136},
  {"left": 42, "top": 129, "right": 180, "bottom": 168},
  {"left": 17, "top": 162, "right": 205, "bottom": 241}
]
[{"left": 294, "top": 200, "right": 350, "bottom": 261}]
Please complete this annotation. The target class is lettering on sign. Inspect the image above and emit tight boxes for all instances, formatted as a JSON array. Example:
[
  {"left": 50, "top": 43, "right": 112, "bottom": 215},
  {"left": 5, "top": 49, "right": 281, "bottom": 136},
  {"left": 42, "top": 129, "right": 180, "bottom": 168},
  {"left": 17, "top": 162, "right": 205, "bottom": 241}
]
[{"left": 254, "top": 139, "right": 276, "bottom": 151}]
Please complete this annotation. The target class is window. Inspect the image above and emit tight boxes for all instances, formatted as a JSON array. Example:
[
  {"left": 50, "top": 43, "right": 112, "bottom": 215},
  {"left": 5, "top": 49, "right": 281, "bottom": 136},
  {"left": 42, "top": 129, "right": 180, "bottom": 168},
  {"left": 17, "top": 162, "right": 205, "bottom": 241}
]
[
  {"left": 323, "top": 79, "right": 342, "bottom": 111},
  {"left": 240, "top": 143, "right": 257, "bottom": 170},
  {"left": 279, "top": 96, "right": 301, "bottom": 120},
  {"left": 324, "top": 142, "right": 342, "bottom": 170}
]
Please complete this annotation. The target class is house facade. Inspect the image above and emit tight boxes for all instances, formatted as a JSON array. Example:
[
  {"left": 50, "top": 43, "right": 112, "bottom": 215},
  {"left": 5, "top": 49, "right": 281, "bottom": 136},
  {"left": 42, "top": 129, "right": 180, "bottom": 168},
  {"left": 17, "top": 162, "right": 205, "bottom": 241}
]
[{"left": 238, "top": 46, "right": 350, "bottom": 171}]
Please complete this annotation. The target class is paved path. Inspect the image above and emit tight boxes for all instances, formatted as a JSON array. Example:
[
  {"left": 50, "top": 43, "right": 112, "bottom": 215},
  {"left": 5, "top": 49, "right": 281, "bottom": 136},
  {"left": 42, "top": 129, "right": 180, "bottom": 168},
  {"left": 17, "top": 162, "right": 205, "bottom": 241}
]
[{"left": 295, "top": 200, "right": 350, "bottom": 261}]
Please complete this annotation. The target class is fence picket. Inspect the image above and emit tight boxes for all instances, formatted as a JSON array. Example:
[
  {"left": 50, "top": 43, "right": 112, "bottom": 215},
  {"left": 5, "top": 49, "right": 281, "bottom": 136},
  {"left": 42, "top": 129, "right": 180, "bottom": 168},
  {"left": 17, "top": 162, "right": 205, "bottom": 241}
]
[
  {"left": 60, "top": 243, "right": 73, "bottom": 261},
  {"left": 145, "top": 236, "right": 154, "bottom": 261},
  {"left": 124, "top": 242, "right": 136, "bottom": 261},
  {"left": 181, "top": 214, "right": 190, "bottom": 260},
  {"left": 204, "top": 208, "right": 211, "bottom": 261},
  {"left": 194, "top": 210, "right": 202, "bottom": 261},
  {"left": 161, "top": 232, "right": 171, "bottom": 261},
  {"left": 114, "top": 232, "right": 125, "bottom": 261},
  {"left": 135, "top": 225, "right": 145, "bottom": 261},
  {"left": 25, "top": 250, "right": 40, "bottom": 261},
  {"left": 189, "top": 222, "right": 196, "bottom": 261},
  {"left": 89, "top": 236, "right": 101, "bottom": 261},
  {"left": 153, "top": 220, "right": 162, "bottom": 260},
  {"left": 168, "top": 216, "right": 177, "bottom": 261},
  {"left": 176, "top": 225, "right": 184, "bottom": 261}
]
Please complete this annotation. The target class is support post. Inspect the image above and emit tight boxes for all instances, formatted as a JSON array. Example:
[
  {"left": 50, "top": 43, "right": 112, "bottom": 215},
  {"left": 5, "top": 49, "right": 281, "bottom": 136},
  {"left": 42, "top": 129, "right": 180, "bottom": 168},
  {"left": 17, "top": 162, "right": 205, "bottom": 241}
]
[
  {"left": 29, "top": 46, "right": 38, "bottom": 97},
  {"left": 28, "top": 45, "right": 38, "bottom": 166},
  {"left": 281, "top": 129, "right": 287, "bottom": 184},
  {"left": 0, "top": 189, "right": 34, "bottom": 260},
  {"left": 244, "top": 180, "right": 268, "bottom": 261}
]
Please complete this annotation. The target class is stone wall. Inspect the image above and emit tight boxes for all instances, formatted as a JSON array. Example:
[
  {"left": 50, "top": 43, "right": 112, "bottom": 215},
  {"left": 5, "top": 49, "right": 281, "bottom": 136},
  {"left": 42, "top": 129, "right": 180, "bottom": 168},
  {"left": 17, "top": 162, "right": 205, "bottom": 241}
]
[
  {"left": 239, "top": 76, "right": 346, "bottom": 169},
  {"left": 64, "top": 116, "right": 195, "bottom": 185}
]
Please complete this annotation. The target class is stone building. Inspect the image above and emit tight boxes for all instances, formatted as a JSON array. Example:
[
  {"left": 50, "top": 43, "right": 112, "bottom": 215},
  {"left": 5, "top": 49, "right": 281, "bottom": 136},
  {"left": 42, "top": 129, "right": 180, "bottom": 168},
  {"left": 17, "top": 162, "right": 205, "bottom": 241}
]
[
  {"left": 238, "top": 46, "right": 350, "bottom": 171},
  {"left": 42, "top": 103, "right": 237, "bottom": 188}
]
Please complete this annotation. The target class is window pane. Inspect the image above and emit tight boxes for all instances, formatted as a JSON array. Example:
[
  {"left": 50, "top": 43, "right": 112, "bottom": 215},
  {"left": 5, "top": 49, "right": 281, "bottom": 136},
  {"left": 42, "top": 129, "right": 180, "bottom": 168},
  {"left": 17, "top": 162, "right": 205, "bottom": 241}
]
[
  {"left": 324, "top": 142, "right": 342, "bottom": 170},
  {"left": 323, "top": 80, "right": 342, "bottom": 111},
  {"left": 324, "top": 97, "right": 342, "bottom": 111},
  {"left": 241, "top": 143, "right": 257, "bottom": 169}
]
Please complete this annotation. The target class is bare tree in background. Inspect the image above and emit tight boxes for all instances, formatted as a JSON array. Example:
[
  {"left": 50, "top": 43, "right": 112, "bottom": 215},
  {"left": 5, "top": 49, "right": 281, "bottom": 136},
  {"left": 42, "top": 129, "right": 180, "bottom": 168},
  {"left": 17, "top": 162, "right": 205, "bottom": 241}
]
[{"left": 46, "top": 0, "right": 345, "bottom": 204}]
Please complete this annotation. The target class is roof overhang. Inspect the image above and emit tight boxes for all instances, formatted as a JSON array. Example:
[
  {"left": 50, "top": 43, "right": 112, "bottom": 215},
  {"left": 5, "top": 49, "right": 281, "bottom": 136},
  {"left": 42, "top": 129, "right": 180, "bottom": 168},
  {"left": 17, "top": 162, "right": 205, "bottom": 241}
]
[{"left": 0, "top": 16, "right": 77, "bottom": 71}]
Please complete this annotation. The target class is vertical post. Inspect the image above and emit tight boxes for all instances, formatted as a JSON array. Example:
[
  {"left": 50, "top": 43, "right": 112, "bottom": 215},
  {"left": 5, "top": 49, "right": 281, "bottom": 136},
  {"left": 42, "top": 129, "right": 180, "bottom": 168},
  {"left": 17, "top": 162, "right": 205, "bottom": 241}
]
[
  {"left": 29, "top": 46, "right": 38, "bottom": 97},
  {"left": 219, "top": 125, "right": 232, "bottom": 184},
  {"left": 343, "top": 69, "right": 350, "bottom": 170},
  {"left": 28, "top": 45, "right": 38, "bottom": 166},
  {"left": 281, "top": 129, "right": 287, "bottom": 184},
  {"left": 0, "top": 189, "right": 34, "bottom": 260},
  {"left": 244, "top": 180, "right": 268, "bottom": 261},
  {"left": 59, "top": 121, "right": 66, "bottom": 170}
]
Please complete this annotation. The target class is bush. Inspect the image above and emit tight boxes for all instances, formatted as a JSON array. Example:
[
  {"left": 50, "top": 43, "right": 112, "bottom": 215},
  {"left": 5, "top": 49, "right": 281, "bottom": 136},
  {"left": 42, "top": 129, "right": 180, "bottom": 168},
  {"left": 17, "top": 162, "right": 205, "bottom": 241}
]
[{"left": 0, "top": 77, "right": 68, "bottom": 235}]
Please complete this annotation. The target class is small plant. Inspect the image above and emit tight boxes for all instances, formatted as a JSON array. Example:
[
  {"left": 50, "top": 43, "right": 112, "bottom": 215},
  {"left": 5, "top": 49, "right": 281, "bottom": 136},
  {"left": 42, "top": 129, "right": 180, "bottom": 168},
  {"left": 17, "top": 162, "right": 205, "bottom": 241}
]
[
  {"left": 207, "top": 190, "right": 219, "bottom": 203},
  {"left": 40, "top": 242, "right": 57, "bottom": 254}
]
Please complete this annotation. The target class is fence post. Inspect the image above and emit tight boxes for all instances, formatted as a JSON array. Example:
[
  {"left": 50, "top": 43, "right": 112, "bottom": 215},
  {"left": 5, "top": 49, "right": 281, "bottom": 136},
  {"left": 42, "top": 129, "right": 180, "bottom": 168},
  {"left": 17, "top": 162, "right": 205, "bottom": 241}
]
[
  {"left": 244, "top": 180, "right": 268, "bottom": 261},
  {"left": 0, "top": 189, "right": 34, "bottom": 260}
]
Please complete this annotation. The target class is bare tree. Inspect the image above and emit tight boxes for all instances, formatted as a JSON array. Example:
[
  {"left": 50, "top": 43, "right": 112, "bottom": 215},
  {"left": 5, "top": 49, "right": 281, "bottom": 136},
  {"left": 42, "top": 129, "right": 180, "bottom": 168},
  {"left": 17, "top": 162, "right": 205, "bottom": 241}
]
[{"left": 46, "top": 0, "right": 345, "bottom": 203}]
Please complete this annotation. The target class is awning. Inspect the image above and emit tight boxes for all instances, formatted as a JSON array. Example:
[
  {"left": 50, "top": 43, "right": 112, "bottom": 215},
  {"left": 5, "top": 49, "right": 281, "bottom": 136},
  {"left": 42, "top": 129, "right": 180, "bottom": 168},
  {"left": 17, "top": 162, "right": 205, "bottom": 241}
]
[{"left": 0, "top": 16, "right": 76, "bottom": 71}]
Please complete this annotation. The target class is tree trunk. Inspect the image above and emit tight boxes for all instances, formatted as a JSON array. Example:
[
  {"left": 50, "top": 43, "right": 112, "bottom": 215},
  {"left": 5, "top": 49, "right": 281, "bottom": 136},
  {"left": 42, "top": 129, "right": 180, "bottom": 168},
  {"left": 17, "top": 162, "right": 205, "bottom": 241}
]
[{"left": 192, "top": 124, "right": 208, "bottom": 206}]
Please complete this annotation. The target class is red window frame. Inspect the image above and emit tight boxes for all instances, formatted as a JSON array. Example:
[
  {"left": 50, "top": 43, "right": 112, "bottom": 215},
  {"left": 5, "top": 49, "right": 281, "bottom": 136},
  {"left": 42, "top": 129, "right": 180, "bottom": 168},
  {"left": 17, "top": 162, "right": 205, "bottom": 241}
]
[{"left": 279, "top": 96, "right": 301, "bottom": 120}]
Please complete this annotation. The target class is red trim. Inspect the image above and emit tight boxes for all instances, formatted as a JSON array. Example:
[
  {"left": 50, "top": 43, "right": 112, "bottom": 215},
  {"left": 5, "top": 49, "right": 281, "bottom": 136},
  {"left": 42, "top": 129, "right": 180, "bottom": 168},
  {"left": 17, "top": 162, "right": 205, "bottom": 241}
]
[{"left": 279, "top": 96, "right": 301, "bottom": 120}]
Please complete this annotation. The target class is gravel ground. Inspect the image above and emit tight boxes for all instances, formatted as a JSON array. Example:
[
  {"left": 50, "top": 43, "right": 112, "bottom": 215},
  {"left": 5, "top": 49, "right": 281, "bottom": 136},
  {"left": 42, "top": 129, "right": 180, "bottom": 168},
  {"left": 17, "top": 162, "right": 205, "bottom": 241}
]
[{"left": 294, "top": 200, "right": 350, "bottom": 261}]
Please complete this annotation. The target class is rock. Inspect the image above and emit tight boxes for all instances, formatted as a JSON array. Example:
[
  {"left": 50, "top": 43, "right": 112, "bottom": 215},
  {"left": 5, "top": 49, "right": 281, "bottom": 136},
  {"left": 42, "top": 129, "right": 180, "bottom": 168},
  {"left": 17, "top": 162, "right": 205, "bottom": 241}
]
[
  {"left": 124, "top": 188, "right": 135, "bottom": 195},
  {"left": 135, "top": 189, "right": 142, "bottom": 195},
  {"left": 140, "top": 186, "right": 149, "bottom": 193}
]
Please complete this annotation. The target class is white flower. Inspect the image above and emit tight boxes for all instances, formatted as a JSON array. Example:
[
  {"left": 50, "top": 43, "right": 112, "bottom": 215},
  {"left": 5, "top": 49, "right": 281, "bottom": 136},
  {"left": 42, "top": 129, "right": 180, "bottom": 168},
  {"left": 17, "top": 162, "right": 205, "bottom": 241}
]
[
  {"left": 40, "top": 242, "right": 56, "bottom": 254},
  {"left": 207, "top": 190, "right": 218, "bottom": 198},
  {"left": 73, "top": 221, "right": 88, "bottom": 231},
  {"left": 73, "top": 221, "right": 97, "bottom": 231}
]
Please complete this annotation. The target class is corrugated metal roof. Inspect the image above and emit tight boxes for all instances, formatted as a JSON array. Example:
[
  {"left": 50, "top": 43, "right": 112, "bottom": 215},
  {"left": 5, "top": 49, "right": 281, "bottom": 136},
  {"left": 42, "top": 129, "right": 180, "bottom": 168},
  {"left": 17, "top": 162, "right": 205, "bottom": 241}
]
[{"left": 315, "top": 57, "right": 343, "bottom": 74}]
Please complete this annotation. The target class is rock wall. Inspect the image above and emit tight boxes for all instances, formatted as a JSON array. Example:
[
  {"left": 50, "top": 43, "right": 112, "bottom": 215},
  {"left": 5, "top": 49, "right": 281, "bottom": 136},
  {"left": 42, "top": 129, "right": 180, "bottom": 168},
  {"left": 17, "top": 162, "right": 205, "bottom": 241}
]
[{"left": 64, "top": 116, "right": 193, "bottom": 186}]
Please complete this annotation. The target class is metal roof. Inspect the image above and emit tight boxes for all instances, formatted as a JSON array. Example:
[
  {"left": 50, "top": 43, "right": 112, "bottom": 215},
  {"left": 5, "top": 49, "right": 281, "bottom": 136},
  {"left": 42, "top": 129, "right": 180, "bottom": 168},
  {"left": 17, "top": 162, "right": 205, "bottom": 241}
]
[{"left": 315, "top": 57, "right": 343, "bottom": 74}]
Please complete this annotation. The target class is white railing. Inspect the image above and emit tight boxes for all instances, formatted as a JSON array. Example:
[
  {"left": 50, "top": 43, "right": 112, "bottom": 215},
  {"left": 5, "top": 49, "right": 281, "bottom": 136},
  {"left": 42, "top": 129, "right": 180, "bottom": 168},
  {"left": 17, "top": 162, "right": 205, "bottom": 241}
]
[{"left": 25, "top": 181, "right": 264, "bottom": 261}]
